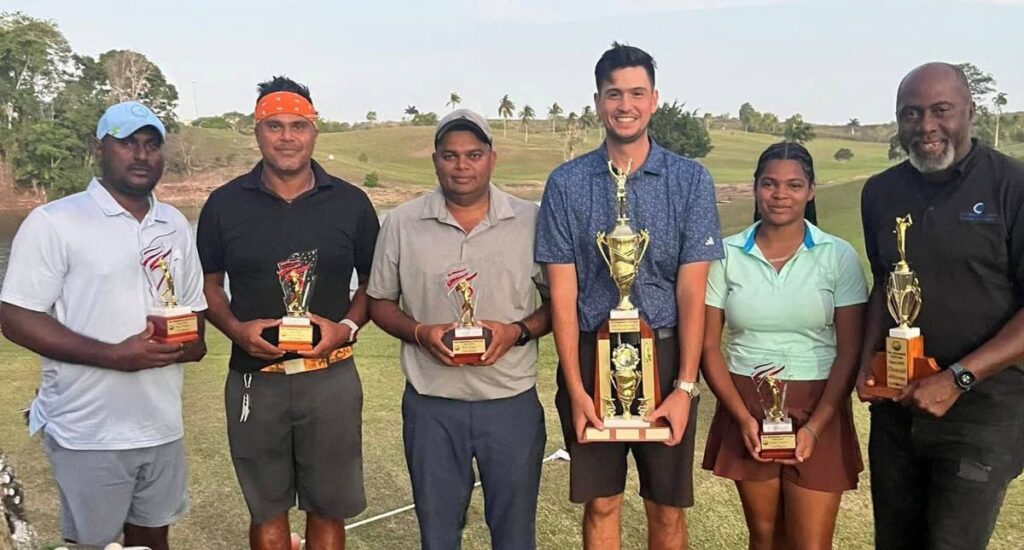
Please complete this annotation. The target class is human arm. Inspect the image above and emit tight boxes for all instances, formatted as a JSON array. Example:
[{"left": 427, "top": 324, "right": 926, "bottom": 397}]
[{"left": 202, "top": 272, "right": 283, "bottom": 361}]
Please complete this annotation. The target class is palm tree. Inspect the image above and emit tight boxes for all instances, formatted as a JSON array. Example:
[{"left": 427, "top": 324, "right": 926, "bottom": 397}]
[
  {"left": 847, "top": 118, "right": 861, "bottom": 136},
  {"left": 519, "top": 105, "right": 535, "bottom": 143},
  {"left": 404, "top": 105, "right": 420, "bottom": 120},
  {"left": 446, "top": 91, "right": 462, "bottom": 112},
  {"left": 994, "top": 92, "right": 1008, "bottom": 148},
  {"left": 366, "top": 111, "right": 377, "bottom": 128},
  {"left": 498, "top": 95, "right": 515, "bottom": 137},
  {"left": 580, "top": 105, "right": 599, "bottom": 140},
  {"left": 548, "top": 102, "right": 563, "bottom": 134}
]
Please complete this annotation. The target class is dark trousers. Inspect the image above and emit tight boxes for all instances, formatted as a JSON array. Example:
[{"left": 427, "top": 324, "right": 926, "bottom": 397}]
[
  {"left": 402, "top": 384, "right": 546, "bottom": 550},
  {"left": 869, "top": 403, "right": 1023, "bottom": 550}
]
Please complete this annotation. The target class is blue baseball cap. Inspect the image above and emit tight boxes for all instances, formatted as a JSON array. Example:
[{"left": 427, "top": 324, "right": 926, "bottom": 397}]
[{"left": 95, "top": 101, "right": 166, "bottom": 141}]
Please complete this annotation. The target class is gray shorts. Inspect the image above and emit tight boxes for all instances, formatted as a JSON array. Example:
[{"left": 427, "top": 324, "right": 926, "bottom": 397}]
[
  {"left": 42, "top": 432, "right": 188, "bottom": 545},
  {"left": 225, "top": 359, "right": 366, "bottom": 524}
]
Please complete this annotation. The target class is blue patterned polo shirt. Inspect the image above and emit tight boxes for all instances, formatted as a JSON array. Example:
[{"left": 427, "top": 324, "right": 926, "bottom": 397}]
[{"left": 535, "top": 139, "right": 724, "bottom": 331}]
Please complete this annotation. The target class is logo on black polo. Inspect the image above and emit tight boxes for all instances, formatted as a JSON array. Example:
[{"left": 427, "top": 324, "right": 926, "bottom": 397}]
[{"left": 959, "top": 201, "right": 999, "bottom": 224}]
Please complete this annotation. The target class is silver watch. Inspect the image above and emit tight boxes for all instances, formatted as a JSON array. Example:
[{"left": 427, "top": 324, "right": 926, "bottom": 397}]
[{"left": 672, "top": 379, "right": 700, "bottom": 397}]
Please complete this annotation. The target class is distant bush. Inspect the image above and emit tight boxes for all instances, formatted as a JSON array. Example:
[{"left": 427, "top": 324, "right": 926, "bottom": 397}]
[
  {"left": 358, "top": 153, "right": 369, "bottom": 163},
  {"left": 364, "top": 172, "right": 380, "bottom": 188},
  {"left": 319, "top": 119, "right": 351, "bottom": 133},
  {"left": 411, "top": 112, "right": 439, "bottom": 126},
  {"left": 648, "top": 101, "right": 712, "bottom": 159},
  {"left": 191, "top": 116, "right": 232, "bottom": 130},
  {"left": 834, "top": 148, "right": 854, "bottom": 162}
]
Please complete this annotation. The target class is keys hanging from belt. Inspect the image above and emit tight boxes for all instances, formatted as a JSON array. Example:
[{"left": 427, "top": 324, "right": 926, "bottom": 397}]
[{"left": 240, "top": 373, "right": 252, "bottom": 423}]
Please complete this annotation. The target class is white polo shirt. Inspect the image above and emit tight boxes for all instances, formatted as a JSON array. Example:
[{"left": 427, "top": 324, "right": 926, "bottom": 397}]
[{"left": 1, "top": 179, "right": 207, "bottom": 450}]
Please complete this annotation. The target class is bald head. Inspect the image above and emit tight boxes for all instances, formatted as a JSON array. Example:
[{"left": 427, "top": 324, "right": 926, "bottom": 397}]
[{"left": 896, "top": 62, "right": 976, "bottom": 174}]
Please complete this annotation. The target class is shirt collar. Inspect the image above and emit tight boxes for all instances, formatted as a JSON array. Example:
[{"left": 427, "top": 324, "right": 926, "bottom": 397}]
[
  {"left": 732, "top": 220, "right": 825, "bottom": 254},
  {"left": 419, "top": 183, "right": 516, "bottom": 223},
  {"left": 87, "top": 178, "right": 167, "bottom": 222},
  {"left": 590, "top": 137, "right": 667, "bottom": 177},
  {"left": 240, "top": 159, "right": 336, "bottom": 192}
]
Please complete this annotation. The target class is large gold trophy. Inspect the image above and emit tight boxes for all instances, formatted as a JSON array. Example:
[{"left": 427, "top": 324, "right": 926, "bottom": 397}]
[
  {"left": 585, "top": 160, "right": 670, "bottom": 442},
  {"left": 865, "top": 214, "right": 939, "bottom": 398}
]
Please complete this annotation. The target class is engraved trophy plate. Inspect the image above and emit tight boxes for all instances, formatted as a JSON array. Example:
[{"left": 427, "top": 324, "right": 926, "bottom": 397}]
[
  {"left": 585, "top": 159, "right": 669, "bottom": 443},
  {"left": 753, "top": 363, "right": 796, "bottom": 459},
  {"left": 141, "top": 243, "right": 198, "bottom": 344},
  {"left": 276, "top": 250, "right": 318, "bottom": 352},
  {"left": 441, "top": 265, "right": 492, "bottom": 364},
  {"left": 866, "top": 215, "right": 939, "bottom": 398}
]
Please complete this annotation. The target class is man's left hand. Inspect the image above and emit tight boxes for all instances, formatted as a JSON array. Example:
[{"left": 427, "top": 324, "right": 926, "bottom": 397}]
[
  {"left": 896, "top": 370, "right": 962, "bottom": 417},
  {"left": 179, "top": 338, "right": 207, "bottom": 363},
  {"left": 473, "top": 321, "right": 519, "bottom": 366},
  {"left": 644, "top": 389, "right": 692, "bottom": 446},
  {"left": 298, "top": 313, "right": 353, "bottom": 359}
]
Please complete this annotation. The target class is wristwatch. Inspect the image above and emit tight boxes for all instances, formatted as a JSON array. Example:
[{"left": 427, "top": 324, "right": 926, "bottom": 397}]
[
  {"left": 514, "top": 321, "right": 531, "bottom": 347},
  {"left": 339, "top": 319, "right": 360, "bottom": 343},
  {"left": 672, "top": 379, "right": 700, "bottom": 398},
  {"left": 949, "top": 362, "right": 976, "bottom": 392}
]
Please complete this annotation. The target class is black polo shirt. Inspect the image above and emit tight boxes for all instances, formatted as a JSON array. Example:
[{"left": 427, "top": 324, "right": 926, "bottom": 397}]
[
  {"left": 861, "top": 140, "right": 1024, "bottom": 427},
  {"left": 197, "top": 160, "right": 380, "bottom": 373}
]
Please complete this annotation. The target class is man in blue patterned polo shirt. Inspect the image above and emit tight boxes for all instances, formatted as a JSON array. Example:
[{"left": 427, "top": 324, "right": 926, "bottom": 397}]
[{"left": 535, "top": 42, "right": 723, "bottom": 549}]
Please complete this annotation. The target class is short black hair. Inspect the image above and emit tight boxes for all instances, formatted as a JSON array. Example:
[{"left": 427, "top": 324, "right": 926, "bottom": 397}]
[
  {"left": 257, "top": 76, "right": 313, "bottom": 103},
  {"left": 595, "top": 42, "right": 656, "bottom": 91},
  {"left": 752, "top": 142, "right": 818, "bottom": 225}
]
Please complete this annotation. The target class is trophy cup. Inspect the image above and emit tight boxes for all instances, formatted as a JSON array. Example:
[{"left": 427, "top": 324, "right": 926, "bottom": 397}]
[
  {"left": 276, "top": 250, "right": 318, "bottom": 352},
  {"left": 865, "top": 214, "right": 940, "bottom": 398},
  {"left": 141, "top": 245, "right": 199, "bottom": 344},
  {"left": 585, "top": 159, "right": 669, "bottom": 443},
  {"left": 441, "top": 265, "right": 493, "bottom": 364},
  {"left": 752, "top": 363, "right": 796, "bottom": 459}
]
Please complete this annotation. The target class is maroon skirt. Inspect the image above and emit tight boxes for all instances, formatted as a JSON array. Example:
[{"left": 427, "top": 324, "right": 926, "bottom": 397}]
[{"left": 702, "top": 373, "right": 863, "bottom": 492}]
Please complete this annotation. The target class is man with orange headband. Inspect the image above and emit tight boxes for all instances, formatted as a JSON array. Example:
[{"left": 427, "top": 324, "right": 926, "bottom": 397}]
[{"left": 197, "top": 76, "right": 379, "bottom": 550}]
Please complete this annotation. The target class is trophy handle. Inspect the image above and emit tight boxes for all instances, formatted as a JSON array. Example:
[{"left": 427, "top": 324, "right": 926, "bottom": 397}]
[
  {"left": 596, "top": 232, "right": 613, "bottom": 272},
  {"left": 636, "top": 230, "right": 651, "bottom": 266}
]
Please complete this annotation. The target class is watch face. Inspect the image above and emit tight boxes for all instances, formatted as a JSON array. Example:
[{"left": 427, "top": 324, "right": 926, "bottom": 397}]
[{"left": 958, "top": 371, "right": 975, "bottom": 387}]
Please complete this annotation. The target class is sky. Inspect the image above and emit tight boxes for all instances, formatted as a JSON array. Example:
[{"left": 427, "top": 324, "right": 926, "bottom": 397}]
[{"left": 7, "top": 0, "right": 1023, "bottom": 125}]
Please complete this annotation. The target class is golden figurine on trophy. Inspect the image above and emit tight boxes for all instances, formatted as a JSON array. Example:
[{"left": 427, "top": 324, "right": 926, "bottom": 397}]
[
  {"left": 141, "top": 244, "right": 199, "bottom": 344},
  {"left": 441, "top": 265, "right": 492, "bottom": 364},
  {"left": 865, "top": 214, "right": 939, "bottom": 398},
  {"left": 586, "top": 159, "right": 669, "bottom": 442},
  {"left": 276, "top": 250, "right": 319, "bottom": 352},
  {"left": 752, "top": 363, "right": 796, "bottom": 459}
]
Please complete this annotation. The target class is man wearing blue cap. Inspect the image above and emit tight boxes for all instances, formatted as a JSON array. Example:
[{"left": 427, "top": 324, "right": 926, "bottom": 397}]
[{"left": 0, "top": 101, "right": 207, "bottom": 549}]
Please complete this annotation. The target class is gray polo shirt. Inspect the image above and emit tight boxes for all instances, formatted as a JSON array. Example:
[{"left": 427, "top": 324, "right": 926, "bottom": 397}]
[{"left": 367, "top": 185, "right": 548, "bottom": 401}]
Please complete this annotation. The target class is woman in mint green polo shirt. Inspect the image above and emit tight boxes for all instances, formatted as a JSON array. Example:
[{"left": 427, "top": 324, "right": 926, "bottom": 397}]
[{"left": 701, "top": 142, "right": 867, "bottom": 550}]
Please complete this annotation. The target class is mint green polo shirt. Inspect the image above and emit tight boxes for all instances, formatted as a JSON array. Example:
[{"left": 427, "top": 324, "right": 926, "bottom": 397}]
[{"left": 705, "top": 221, "right": 868, "bottom": 381}]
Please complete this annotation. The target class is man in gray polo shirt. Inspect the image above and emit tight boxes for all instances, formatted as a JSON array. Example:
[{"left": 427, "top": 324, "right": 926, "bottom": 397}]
[
  {"left": 367, "top": 108, "right": 551, "bottom": 550},
  {"left": 0, "top": 101, "right": 207, "bottom": 549}
]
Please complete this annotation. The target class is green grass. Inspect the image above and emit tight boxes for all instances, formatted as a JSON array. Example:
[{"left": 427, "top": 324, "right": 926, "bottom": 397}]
[{"left": 2, "top": 180, "right": 1022, "bottom": 549}]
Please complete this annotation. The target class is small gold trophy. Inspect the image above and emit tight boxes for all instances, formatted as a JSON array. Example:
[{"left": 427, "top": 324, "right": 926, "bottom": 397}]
[
  {"left": 865, "top": 215, "right": 939, "bottom": 398},
  {"left": 752, "top": 363, "right": 796, "bottom": 459},
  {"left": 441, "top": 265, "right": 492, "bottom": 364},
  {"left": 276, "top": 250, "right": 318, "bottom": 352},
  {"left": 141, "top": 245, "right": 198, "bottom": 344},
  {"left": 585, "top": 160, "right": 669, "bottom": 442}
]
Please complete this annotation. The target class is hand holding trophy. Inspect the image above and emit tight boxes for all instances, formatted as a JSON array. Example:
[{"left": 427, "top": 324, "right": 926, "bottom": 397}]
[
  {"left": 864, "top": 214, "right": 940, "bottom": 398},
  {"left": 276, "top": 250, "right": 318, "bottom": 352},
  {"left": 440, "top": 265, "right": 493, "bottom": 365},
  {"left": 752, "top": 363, "right": 796, "bottom": 459},
  {"left": 141, "top": 244, "right": 198, "bottom": 344}
]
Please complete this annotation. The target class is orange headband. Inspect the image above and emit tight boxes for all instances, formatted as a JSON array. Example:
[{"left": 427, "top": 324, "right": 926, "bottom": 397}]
[{"left": 254, "top": 92, "right": 318, "bottom": 124}]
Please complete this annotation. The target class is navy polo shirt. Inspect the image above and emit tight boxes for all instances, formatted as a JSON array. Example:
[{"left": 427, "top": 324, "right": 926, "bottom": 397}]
[
  {"left": 197, "top": 160, "right": 380, "bottom": 373},
  {"left": 535, "top": 139, "right": 724, "bottom": 331}
]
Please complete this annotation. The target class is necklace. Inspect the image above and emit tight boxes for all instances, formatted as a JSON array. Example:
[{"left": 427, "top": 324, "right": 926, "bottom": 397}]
[{"left": 765, "top": 251, "right": 796, "bottom": 263}]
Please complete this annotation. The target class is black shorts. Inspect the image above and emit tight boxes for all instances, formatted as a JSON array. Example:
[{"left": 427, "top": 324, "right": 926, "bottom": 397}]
[
  {"left": 555, "top": 330, "right": 699, "bottom": 508},
  {"left": 225, "top": 360, "right": 366, "bottom": 523}
]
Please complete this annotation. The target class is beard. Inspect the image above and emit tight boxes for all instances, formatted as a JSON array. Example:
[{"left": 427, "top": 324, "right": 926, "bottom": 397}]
[{"left": 907, "top": 139, "right": 957, "bottom": 174}]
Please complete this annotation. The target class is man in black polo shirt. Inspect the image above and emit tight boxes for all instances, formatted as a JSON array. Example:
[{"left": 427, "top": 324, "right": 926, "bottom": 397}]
[
  {"left": 197, "top": 76, "right": 379, "bottom": 550},
  {"left": 857, "top": 62, "right": 1024, "bottom": 549}
]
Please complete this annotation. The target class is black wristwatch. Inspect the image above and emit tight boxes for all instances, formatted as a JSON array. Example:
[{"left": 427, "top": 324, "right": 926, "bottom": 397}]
[
  {"left": 949, "top": 362, "right": 976, "bottom": 392},
  {"left": 514, "top": 321, "right": 531, "bottom": 346}
]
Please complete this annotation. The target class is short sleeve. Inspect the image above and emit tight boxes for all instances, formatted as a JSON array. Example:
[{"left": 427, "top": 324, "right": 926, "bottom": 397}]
[
  {"left": 679, "top": 165, "right": 725, "bottom": 264},
  {"left": 705, "top": 255, "right": 728, "bottom": 309},
  {"left": 1005, "top": 163, "right": 1024, "bottom": 299},
  {"left": 860, "top": 179, "right": 887, "bottom": 284},
  {"left": 353, "top": 196, "right": 381, "bottom": 282},
  {"left": 196, "top": 196, "right": 224, "bottom": 275},
  {"left": 534, "top": 176, "right": 575, "bottom": 264},
  {"left": 833, "top": 241, "right": 869, "bottom": 307},
  {"left": 365, "top": 211, "right": 402, "bottom": 301},
  {"left": 0, "top": 208, "right": 66, "bottom": 312}
]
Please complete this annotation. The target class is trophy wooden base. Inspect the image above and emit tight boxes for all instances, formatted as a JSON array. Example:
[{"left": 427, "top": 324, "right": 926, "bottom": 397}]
[
  {"left": 863, "top": 327, "right": 940, "bottom": 399},
  {"left": 442, "top": 326, "right": 493, "bottom": 365},
  {"left": 760, "top": 418, "right": 796, "bottom": 459},
  {"left": 278, "top": 316, "right": 314, "bottom": 352},
  {"left": 147, "top": 307, "right": 198, "bottom": 344},
  {"left": 584, "top": 417, "right": 671, "bottom": 442}
]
